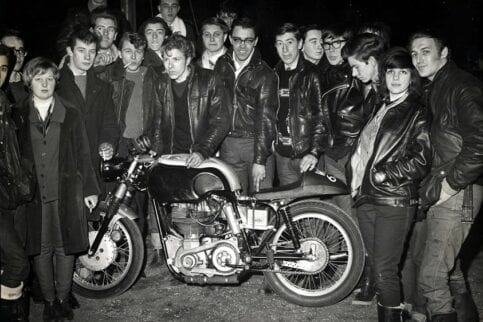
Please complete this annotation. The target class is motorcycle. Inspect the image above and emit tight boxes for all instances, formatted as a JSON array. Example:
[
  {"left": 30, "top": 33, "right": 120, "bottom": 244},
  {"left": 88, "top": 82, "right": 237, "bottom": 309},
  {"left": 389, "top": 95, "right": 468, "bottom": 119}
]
[{"left": 72, "top": 137, "right": 365, "bottom": 307}]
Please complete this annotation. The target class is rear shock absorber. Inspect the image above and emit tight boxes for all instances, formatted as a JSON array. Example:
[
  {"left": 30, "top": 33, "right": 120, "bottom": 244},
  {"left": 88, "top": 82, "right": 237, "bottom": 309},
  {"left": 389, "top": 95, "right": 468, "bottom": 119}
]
[{"left": 279, "top": 206, "right": 301, "bottom": 250}]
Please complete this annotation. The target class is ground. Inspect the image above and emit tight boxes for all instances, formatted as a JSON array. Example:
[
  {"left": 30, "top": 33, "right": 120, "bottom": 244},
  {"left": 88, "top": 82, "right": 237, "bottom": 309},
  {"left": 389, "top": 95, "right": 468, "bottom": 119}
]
[{"left": 28, "top": 219, "right": 483, "bottom": 322}]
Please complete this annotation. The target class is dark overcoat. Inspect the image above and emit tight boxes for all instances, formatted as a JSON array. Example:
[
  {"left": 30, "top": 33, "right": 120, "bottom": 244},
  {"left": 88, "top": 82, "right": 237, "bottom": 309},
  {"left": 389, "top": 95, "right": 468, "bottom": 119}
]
[{"left": 15, "top": 94, "right": 100, "bottom": 256}]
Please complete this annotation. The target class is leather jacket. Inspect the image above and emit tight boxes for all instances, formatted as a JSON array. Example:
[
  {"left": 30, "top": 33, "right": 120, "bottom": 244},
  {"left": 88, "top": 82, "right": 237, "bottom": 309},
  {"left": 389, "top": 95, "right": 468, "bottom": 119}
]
[
  {"left": 152, "top": 64, "right": 229, "bottom": 158},
  {"left": 320, "top": 63, "right": 373, "bottom": 160},
  {"left": 214, "top": 48, "right": 278, "bottom": 165},
  {"left": 425, "top": 61, "right": 483, "bottom": 190},
  {"left": 350, "top": 93, "right": 431, "bottom": 207},
  {"left": 273, "top": 57, "right": 328, "bottom": 158},
  {"left": 96, "top": 59, "right": 161, "bottom": 144}
]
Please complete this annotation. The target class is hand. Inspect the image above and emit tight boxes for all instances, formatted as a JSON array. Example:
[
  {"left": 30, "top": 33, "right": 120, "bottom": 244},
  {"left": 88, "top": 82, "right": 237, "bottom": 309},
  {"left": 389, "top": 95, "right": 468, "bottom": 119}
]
[
  {"left": 94, "top": 52, "right": 113, "bottom": 67},
  {"left": 252, "top": 164, "right": 266, "bottom": 192},
  {"left": 186, "top": 152, "right": 204, "bottom": 168},
  {"left": 84, "top": 195, "right": 99, "bottom": 210},
  {"left": 299, "top": 154, "right": 318, "bottom": 173},
  {"left": 435, "top": 178, "right": 459, "bottom": 205},
  {"left": 98, "top": 142, "right": 114, "bottom": 161},
  {"left": 374, "top": 171, "right": 387, "bottom": 184}
]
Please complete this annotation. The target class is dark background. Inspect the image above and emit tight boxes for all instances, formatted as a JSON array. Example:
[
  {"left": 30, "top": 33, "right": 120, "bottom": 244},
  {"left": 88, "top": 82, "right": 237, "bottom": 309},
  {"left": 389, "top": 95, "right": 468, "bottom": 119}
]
[{"left": 0, "top": 0, "right": 482, "bottom": 69}]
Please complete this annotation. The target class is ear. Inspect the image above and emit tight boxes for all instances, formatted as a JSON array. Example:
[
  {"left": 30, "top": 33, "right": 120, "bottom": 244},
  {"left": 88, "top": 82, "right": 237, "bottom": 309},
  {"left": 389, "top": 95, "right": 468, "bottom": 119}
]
[
  {"left": 368, "top": 56, "right": 377, "bottom": 67},
  {"left": 223, "top": 34, "right": 228, "bottom": 43},
  {"left": 157, "top": 4, "right": 161, "bottom": 13},
  {"left": 66, "top": 47, "right": 74, "bottom": 57},
  {"left": 186, "top": 56, "right": 192, "bottom": 66},
  {"left": 441, "top": 46, "right": 449, "bottom": 59},
  {"left": 297, "top": 39, "right": 303, "bottom": 50},
  {"left": 253, "top": 37, "right": 259, "bottom": 47},
  {"left": 229, "top": 35, "right": 234, "bottom": 46}
]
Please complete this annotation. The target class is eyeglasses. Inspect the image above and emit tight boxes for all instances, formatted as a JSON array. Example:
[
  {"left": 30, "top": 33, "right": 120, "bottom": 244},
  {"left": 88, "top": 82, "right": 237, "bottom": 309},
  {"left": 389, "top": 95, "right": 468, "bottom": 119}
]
[
  {"left": 322, "top": 39, "right": 346, "bottom": 50},
  {"left": 13, "top": 48, "right": 26, "bottom": 56},
  {"left": 231, "top": 37, "right": 256, "bottom": 46}
]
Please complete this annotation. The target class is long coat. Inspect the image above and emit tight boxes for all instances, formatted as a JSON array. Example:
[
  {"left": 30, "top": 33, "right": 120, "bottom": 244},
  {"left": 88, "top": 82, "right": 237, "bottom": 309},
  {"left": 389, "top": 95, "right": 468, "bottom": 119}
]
[{"left": 15, "top": 94, "right": 100, "bottom": 256}]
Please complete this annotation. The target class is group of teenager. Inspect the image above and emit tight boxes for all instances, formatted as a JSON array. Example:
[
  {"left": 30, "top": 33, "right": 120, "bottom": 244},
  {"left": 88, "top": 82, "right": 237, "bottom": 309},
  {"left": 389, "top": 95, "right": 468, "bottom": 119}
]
[{"left": 1, "top": 0, "right": 483, "bottom": 322}]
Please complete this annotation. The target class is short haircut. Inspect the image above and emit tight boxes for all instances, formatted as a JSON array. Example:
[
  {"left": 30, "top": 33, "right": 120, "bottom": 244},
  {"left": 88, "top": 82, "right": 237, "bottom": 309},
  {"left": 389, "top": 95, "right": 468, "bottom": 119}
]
[
  {"left": 342, "top": 32, "right": 385, "bottom": 63},
  {"left": 159, "top": 0, "right": 180, "bottom": 4},
  {"left": 0, "top": 28, "right": 24, "bottom": 43},
  {"left": 138, "top": 16, "right": 172, "bottom": 38},
  {"left": 0, "top": 44, "right": 14, "bottom": 66},
  {"left": 22, "top": 57, "right": 60, "bottom": 87},
  {"left": 119, "top": 32, "right": 147, "bottom": 51},
  {"left": 200, "top": 17, "right": 229, "bottom": 34},
  {"left": 380, "top": 47, "right": 421, "bottom": 98},
  {"left": 90, "top": 7, "right": 118, "bottom": 29},
  {"left": 67, "top": 27, "right": 99, "bottom": 50},
  {"left": 408, "top": 28, "right": 449, "bottom": 55},
  {"left": 301, "top": 24, "right": 322, "bottom": 42},
  {"left": 358, "top": 21, "right": 391, "bottom": 49},
  {"left": 322, "top": 24, "right": 353, "bottom": 42},
  {"left": 275, "top": 22, "right": 301, "bottom": 41},
  {"left": 161, "top": 34, "right": 195, "bottom": 59},
  {"left": 231, "top": 17, "right": 257, "bottom": 37}
]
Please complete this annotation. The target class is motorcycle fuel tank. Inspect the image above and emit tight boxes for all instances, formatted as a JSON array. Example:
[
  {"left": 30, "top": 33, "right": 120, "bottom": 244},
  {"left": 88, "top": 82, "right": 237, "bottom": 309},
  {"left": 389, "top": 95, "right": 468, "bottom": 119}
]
[{"left": 148, "top": 155, "right": 234, "bottom": 203}]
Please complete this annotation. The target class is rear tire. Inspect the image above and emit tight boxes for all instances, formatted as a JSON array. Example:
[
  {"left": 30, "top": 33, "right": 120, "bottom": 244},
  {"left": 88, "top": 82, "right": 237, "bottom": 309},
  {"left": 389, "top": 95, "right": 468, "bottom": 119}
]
[
  {"left": 264, "top": 201, "right": 364, "bottom": 307},
  {"left": 72, "top": 217, "right": 144, "bottom": 298}
]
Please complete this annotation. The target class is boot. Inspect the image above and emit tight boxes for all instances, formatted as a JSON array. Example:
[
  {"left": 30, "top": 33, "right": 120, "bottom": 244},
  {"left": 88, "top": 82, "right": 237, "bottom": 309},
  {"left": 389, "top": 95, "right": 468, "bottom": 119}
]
[
  {"left": 1, "top": 281, "right": 24, "bottom": 322},
  {"left": 453, "top": 292, "right": 478, "bottom": 322},
  {"left": 0, "top": 299, "right": 17, "bottom": 322},
  {"left": 42, "top": 300, "right": 60, "bottom": 322},
  {"left": 16, "top": 286, "right": 30, "bottom": 322},
  {"left": 377, "top": 303, "right": 403, "bottom": 322},
  {"left": 68, "top": 292, "right": 80, "bottom": 310},
  {"left": 352, "top": 264, "right": 375, "bottom": 305},
  {"left": 430, "top": 312, "right": 457, "bottom": 322}
]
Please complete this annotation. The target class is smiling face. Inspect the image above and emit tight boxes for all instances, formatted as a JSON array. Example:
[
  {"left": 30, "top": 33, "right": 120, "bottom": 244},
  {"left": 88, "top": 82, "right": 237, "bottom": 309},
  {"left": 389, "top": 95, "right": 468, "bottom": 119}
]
[
  {"left": 144, "top": 22, "right": 167, "bottom": 52},
  {"left": 202, "top": 24, "right": 227, "bottom": 54},
  {"left": 302, "top": 29, "right": 323, "bottom": 64},
  {"left": 230, "top": 26, "right": 258, "bottom": 63},
  {"left": 385, "top": 68, "right": 411, "bottom": 98},
  {"left": 67, "top": 39, "right": 97, "bottom": 73},
  {"left": 410, "top": 37, "right": 447, "bottom": 81},
  {"left": 275, "top": 32, "right": 301, "bottom": 66},
  {"left": 31, "top": 70, "right": 56, "bottom": 100}
]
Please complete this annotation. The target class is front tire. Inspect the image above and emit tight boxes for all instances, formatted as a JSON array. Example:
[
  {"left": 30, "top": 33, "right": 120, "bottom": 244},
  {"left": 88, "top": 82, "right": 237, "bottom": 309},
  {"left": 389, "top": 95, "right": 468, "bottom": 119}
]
[
  {"left": 72, "top": 217, "right": 144, "bottom": 298},
  {"left": 264, "top": 201, "right": 364, "bottom": 307}
]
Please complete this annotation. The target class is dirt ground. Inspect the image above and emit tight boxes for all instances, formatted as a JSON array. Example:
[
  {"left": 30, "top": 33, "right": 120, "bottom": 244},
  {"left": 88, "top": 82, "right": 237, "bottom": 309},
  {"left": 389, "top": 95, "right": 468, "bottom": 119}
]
[{"left": 28, "top": 220, "right": 483, "bottom": 322}]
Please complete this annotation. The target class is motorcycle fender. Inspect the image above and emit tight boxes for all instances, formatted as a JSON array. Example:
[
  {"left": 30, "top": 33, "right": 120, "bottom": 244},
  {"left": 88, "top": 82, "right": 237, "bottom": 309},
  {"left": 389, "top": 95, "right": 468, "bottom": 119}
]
[{"left": 108, "top": 204, "right": 138, "bottom": 229}]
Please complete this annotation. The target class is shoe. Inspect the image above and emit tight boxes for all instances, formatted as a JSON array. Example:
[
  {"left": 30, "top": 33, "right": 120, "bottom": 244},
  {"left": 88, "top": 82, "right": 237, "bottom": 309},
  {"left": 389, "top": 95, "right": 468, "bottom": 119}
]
[
  {"left": 352, "top": 263, "right": 376, "bottom": 305},
  {"left": 257, "top": 279, "right": 273, "bottom": 295},
  {"left": 68, "top": 292, "right": 80, "bottom": 310},
  {"left": 58, "top": 298, "right": 74, "bottom": 320},
  {"left": 377, "top": 303, "right": 403, "bottom": 322},
  {"left": 430, "top": 312, "right": 457, "bottom": 322},
  {"left": 42, "top": 301, "right": 59, "bottom": 322},
  {"left": 0, "top": 298, "right": 17, "bottom": 322},
  {"left": 453, "top": 292, "right": 478, "bottom": 322}
]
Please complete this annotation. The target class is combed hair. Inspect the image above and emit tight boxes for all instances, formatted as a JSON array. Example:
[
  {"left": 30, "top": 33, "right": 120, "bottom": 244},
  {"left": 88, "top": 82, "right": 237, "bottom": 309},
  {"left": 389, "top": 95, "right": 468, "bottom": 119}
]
[
  {"left": 90, "top": 7, "right": 118, "bottom": 29},
  {"left": 161, "top": 34, "right": 195, "bottom": 59},
  {"left": 67, "top": 27, "right": 99, "bottom": 50},
  {"left": 119, "top": 32, "right": 147, "bottom": 50},
  {"left": 408, "top": 28, "right": 449, "bottom": 57},
  {"left": 357, "top": 21, "right": 391, "bottom": 49},
  {"left": 138, "top": 17, "right": 172, "bottom": 38},
  {"left": 231, "top": 17, "right": 257, "bottom": 37},
  {"left": 275, "top": 22, "right": 301, "bottom": 41},
  {"left": 201, "top": 17, "right": 229, "bottom": 34},
  {"left": 321, "top": 24, "right": 353, "bottom": 42},
  {"left": 22, "top": 57, "right": 59, "bottom": 87},
  {"left": 0, "top": 28, "right": 24, "bottom": 43},
  {"left": 380, "top": 47, "right": 421, "bottom": 99},
  {"left": 342, "top": 32, "right": 385, "bottom": 63},
  {"left": 301, "top": 24, "right": 322, "bottom": 42}
]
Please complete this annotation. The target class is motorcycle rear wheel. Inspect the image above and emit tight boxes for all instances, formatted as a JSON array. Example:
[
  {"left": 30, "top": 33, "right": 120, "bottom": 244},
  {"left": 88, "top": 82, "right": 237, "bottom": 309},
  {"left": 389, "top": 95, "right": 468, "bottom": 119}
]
[
  {"left": 263, "top": 201, "right": 364, "bottom": 307},
  {"left": 72, "top": 217, "right": 144, "bottom": 298}
]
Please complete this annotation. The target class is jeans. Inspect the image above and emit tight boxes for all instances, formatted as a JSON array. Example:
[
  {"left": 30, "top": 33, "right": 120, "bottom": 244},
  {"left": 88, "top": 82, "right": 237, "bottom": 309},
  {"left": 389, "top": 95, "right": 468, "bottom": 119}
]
[
  {"left": 274, "top": 151, "right": 301, "bottom": 186},
  {"left": 357, "top": 203, "right": 415, "bottom": 306},
  {"left": 220, "top": 136, "right": 274, "bottom": 195},
  {"left": 0, "top": 209, "right": 29, "bottom": 288},
  {"left": 418, "top": 184, "right": 483, "bottom": 316}
]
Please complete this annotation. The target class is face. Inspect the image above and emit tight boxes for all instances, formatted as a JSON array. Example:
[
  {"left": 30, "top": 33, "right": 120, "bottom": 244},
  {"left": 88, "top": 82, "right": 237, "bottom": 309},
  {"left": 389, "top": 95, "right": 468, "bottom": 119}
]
[
  {"left": 163, "top": 48, "right": 191, "bottom": 82},
  {"left": 1, "top": 36, "right": 26, "bottom": 71},
  {"left": 275, "top": 32, "right": 301, "bottom": 66},
  {"left": 144, "top": 23, "right": 167, "bottom": 51},
  {"left": 385, "top": 68, "right": 411, "bottom": 96},
  {"left": 67, "top": 39, "right": 97, "bottom": 73},
  {"left": 302, "top": 30, "right": 323, "bottom": 64},
  {"left": 202, "top": 24, "right": 227, "bottom": 53},
  {"left": 158, "top": 0, "right": 180, "bottom": 25},
  {"left": 323, "top": 35, "right": 346, "bottom": 66},
  {"left": 94, "top": 17, "right": 118, "bottom": 50},
  {"left": 0, "top": 56, "right": 8, "bottom": 87},
  {"left": 348, "top": 56, "right": 378, "bottom": 84},
  {"left": 121, "top": 41, "right": 145, "bottom": 72},
  {"left": 217, "top": 11, "right": 237, "bottom": 29},
  {"left": 410, "top": 37, "right": 448, "bottom": 81},
  {"left": 31, "top": 70, "right": 56, "bottom": 100},
  {"left": 230, "top": 26, "right": 258, "bottom": 63}
]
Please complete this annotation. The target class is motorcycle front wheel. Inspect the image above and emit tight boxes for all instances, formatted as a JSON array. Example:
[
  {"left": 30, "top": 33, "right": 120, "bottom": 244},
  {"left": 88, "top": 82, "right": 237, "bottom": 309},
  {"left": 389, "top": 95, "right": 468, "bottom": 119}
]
[
  {"left": 263, "top": 201, "right": 365, "bottom": 307},
  {"left": 72, "top": 217, "right": 144, "bottom": 298}
]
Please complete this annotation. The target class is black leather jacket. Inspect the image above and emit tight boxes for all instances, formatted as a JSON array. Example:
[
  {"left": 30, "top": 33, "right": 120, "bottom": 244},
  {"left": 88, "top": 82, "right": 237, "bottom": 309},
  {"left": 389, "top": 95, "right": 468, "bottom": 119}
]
[
  {"left": 273, "top": 57, "right": 328, "bottom": 158},
  {"left": 350, "top": 93, "right": 431, "bottom": 207},
  {"left": 320, "top": 63, "right": 373, "bottom": 160},
  {"left": 152, "top": 64, "right": 229, "bottom": 158},
  {"left": 214, "top": 48, "right": 278, "bottom": 165},
  {"left": 425, "top": 61, "right": 483, "bottom": 190}
]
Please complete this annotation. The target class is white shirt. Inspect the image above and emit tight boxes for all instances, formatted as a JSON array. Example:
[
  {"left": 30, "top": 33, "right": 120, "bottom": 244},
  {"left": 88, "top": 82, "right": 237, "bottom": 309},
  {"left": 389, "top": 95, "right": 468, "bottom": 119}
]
[{"left": 233, "top": 50, "right": 255, "bottom": 79}]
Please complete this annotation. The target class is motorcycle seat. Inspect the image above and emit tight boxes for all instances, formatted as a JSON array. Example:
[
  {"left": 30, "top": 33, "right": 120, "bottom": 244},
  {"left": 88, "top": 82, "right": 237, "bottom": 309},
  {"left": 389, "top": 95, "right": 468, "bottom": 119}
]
[{"left": 253, "top": 170, "right": 348, "bottom": 201}]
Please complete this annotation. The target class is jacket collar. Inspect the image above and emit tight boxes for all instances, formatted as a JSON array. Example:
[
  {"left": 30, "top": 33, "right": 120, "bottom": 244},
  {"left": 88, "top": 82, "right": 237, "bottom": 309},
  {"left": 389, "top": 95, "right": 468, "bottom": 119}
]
[
  {"left": 223, "top": 47, "right": 263, "bottom": 69},
  {"left": 430, "top": 60, "right": 455, "bottom": 85},
  {"left": 274, "top": 55, "right": 307, "bottom": 74}
]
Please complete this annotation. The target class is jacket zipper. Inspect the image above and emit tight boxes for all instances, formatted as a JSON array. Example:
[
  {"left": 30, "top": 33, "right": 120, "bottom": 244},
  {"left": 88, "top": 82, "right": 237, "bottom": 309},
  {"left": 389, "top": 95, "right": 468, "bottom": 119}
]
[{"left": 230, "top": 63, "right": 250, "bottom": 133}]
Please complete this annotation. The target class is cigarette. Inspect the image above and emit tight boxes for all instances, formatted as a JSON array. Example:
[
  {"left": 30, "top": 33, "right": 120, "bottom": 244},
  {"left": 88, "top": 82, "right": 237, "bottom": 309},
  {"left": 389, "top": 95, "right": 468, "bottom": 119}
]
[{"left": 124, "top": 61, "right": 133, "bottom": 68}]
